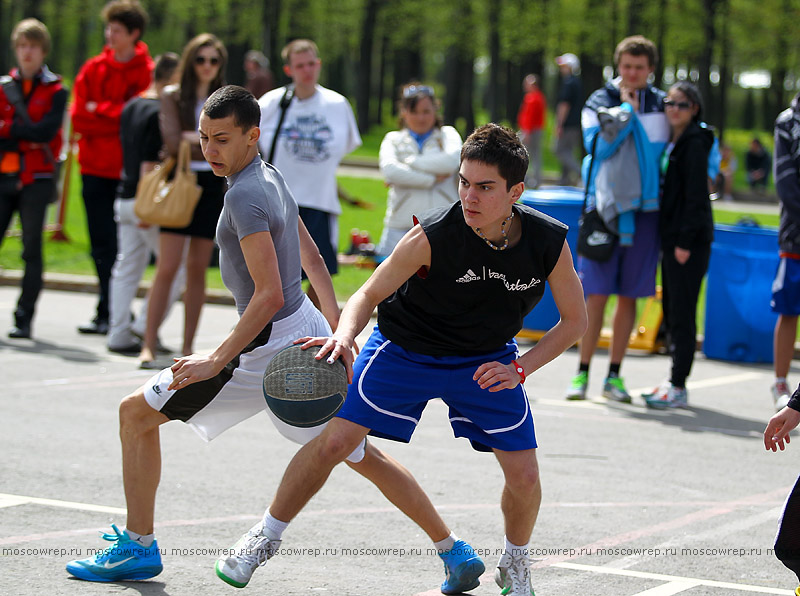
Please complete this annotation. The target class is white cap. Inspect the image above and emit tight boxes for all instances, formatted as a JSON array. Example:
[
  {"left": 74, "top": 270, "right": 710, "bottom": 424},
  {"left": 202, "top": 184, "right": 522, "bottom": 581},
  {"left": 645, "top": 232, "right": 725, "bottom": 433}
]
[{"left": 555, "top": 53, "right": 580, "bottom": 71}]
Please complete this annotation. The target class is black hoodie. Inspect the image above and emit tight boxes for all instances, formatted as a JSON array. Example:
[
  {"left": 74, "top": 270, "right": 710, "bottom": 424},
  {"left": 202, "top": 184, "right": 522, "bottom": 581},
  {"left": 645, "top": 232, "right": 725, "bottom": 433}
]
[{"left": 659, "top": 121, "right": 715, "bottom": 250}]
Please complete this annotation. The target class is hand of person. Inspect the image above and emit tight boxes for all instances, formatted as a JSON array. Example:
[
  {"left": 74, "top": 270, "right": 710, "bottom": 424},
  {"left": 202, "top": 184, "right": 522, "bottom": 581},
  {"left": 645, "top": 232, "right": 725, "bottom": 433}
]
[
  {"left": 168, "top": 353, "right": 224, "bottom": 390},
  {"left": 555, "top": 125, "right": 563, "bottom": 139},
  {"left": 435, "top": 173, "right": 451, "bottom": 184},
  {"left": 85, "top": 101, "right": 98, "bottom": 113},
  {"left": 674, "top": 247, "right": 691, "bottom": 265},
  {"left": 295, "top": 335, "right": 357, "bottom": 383},
  {"left": 474, "top": 360, "right": 522, "bottom": 393},
  {"left": 620, "top": 86, "right": 639, "bottom": 112},
  {"left": 764, "top": 406, "right": 800, "bottom": 451},
  {"left": 137, "top": 221, "right": 152, "bottom": 229}
]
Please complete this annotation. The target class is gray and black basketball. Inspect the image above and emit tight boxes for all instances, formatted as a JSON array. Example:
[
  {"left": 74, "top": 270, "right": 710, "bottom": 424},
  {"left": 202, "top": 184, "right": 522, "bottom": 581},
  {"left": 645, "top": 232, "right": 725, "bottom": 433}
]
[{"left": 263, "top": 344, "right": 347, "bottom": 428}]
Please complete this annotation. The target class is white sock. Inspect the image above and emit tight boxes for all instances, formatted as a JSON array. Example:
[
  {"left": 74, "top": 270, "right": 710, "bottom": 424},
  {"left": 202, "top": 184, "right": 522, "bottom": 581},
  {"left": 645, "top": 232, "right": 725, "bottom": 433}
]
[
  {"left": 433, "top": 532, "right": 458, "bottom": 554},
  {"left": 504, "top": 535, "right": 529, "bottom": 558},
  {"left": 262, "top": 511, "right": 289, "bottom": 541},
  {"left": 125, "top": 528, "right": 155, "bottom": 547},
  {"left": 777, "top": 377, "right": 788, "bottom": 386}
]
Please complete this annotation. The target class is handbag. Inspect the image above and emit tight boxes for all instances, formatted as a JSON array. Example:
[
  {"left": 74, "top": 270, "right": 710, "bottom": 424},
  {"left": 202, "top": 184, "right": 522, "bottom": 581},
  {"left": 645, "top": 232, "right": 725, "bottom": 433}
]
[
  {"left": 576, "top": 134, "right": 617, "bottom": 261},
  {"left": 134, "top": 139, "right": 202, "bottom": 228}
]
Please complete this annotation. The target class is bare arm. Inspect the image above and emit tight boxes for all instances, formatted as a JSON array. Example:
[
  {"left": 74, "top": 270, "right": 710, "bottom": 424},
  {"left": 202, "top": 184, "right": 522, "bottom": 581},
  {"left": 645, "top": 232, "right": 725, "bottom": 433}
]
[
  {"left": 168, "top": 231, "right": 285, "bottom": 389},
  {"left": 299, "top": 225, "right": 431, "bottom": 381},
  {"left": 474, "top": 241, "right": 588, "bottom": 392},
  {"left": 298, "top": 217, "right": 339, "bottom": 331}
]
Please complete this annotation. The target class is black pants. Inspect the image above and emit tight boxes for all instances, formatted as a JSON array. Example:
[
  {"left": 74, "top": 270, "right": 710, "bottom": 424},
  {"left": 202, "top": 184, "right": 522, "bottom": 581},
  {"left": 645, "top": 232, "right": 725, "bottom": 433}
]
[
  {"left": 776, "top": 473, "right": 800, "bottom": 583},
  {"left": 81, "top": 174, "right": 119, "bottom": 322},
  {"left": 0, "top": 178, "right": 54, "bottom": 322},
  {"left": 661, "top": 243, "right": 710, "bottom": 387}
]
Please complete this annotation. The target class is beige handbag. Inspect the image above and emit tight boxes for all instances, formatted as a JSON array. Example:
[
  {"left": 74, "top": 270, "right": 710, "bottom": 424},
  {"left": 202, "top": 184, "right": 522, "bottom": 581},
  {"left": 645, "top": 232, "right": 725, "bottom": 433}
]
[{"left": 134, "top": 140, "right": 202, "bottom": 228}]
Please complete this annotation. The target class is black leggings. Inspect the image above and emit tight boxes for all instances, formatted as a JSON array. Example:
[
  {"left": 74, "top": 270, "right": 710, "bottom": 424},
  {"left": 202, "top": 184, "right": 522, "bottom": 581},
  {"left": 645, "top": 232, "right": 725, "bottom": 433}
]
[{"left": 776, "top": 474, "right": 800, "bottom": 583}]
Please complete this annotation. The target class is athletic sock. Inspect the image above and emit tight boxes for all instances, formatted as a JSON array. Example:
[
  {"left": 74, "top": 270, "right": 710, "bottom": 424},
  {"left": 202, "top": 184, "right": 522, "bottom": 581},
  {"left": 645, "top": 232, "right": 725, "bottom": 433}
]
[
  {"left": 608, "top": 363, "right": 621, "bottom": 377},
  {"left": 434, "top": 532, "right": 457, "bottom": 554},
  {"left": 777, "top": 376, "right": 788, "bottom": 386},
  {"left": 504, "top": 535, "right": 529, "bottom": 558},
  {"left": 125, "top": 528, "right": 155, "bottom": 547},
  {"left": 578, "top": 362, "right": 589, "bottom": 374},
  {"left": 262, "top": 511, "right": 289, "bottom": 541}
]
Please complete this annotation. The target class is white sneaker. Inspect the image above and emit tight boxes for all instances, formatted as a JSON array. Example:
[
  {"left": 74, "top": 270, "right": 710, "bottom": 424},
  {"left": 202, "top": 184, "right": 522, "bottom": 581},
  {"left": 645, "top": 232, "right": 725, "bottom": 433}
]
[
  {"left": 215, "top": 522, "right": 281, "bottom": 588},
  {"left": 772, "top": 381, "right": 792, "bottom": 411},
  {"left": 495, "top": 551, "right": 535, "bottom": 596}
]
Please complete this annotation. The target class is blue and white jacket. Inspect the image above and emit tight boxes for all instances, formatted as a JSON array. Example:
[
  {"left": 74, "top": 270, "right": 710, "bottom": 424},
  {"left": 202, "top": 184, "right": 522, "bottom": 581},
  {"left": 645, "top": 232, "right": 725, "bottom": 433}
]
[{"left": 581, "top": 79, "right": 668, "bottom": 245}]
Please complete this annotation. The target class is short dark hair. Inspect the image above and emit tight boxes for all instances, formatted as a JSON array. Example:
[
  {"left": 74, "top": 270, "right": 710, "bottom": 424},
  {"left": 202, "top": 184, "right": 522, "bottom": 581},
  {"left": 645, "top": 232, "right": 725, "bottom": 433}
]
[
  {"left": 461, "top": 124, "right": 528, "bottom": 189},
  {"left": 11, "top": 18, "right": 51, "bottom": 55},
  {"left": 102, "top": 0, "right": 148, "bottom": 39},
  {"left": 153, "top": 52, "right": 179, "bottom": 85},
  {"left": 614, "top": 35, "right": 658, "bottom": 67},
  {"left": 202, "top": 85, "right": 261, "bottom": 132}
]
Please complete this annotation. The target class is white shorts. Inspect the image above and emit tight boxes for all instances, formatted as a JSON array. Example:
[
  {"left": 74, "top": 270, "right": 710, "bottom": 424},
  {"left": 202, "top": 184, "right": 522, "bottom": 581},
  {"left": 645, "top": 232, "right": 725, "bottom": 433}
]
[{"left": 143, "top": 296, "right": 365, "bottom": 462}]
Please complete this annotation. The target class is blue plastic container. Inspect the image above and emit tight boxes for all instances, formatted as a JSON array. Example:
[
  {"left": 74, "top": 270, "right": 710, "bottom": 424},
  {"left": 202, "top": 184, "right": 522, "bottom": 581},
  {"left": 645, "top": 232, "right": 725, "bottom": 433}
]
[
  {"left": 519, "top": 187, "right": 583, "bottom": 333},
  {"left": 703, "top": 223, "right": 779, "bottom": 363}
]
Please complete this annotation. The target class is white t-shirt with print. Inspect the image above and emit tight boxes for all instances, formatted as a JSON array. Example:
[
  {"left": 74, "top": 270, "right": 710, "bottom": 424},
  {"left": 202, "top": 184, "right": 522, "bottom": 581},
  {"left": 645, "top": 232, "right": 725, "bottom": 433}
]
[{"left": 258, "top": 85, "right": 361, "bottom": 215}]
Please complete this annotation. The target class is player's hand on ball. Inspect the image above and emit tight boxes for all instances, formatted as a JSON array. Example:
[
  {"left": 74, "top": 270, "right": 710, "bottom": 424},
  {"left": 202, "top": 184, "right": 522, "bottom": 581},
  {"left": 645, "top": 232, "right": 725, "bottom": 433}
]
[
  {"left": 295, "top": 336, "right": 356, "bottom": 383},
  {"left": 474, "top": 361, "right": 520, "bottom": 392}
]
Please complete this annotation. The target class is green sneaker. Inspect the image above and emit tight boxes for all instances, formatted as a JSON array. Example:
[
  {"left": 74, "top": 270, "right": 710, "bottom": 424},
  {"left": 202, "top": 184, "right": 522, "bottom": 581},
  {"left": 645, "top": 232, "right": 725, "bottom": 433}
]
[
  {"left": 566, "top": 371, "right": 588, "bottom": 400},
  {"left": 603, "top": 376, "right": 631, "bottom": 403}
]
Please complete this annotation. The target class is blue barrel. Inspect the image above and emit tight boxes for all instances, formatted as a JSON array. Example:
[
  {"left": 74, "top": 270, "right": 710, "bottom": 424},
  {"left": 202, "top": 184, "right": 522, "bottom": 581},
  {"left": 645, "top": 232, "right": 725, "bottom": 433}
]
[
  {"left": 703, "top": 223, "right": 779, "bottom": 363},
  {"left": 519, "top": 186, "right": 583, "bottom": 333}
]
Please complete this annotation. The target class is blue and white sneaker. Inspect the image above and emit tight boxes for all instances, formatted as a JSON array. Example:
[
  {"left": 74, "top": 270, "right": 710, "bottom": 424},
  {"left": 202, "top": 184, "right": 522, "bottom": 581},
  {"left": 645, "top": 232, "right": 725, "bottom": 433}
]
[
  {"left": 66, "top": 524, "right": 162, "bottom": 582},
  {"left": 439, "top": 539, "right": 485, "bottom": 594}
]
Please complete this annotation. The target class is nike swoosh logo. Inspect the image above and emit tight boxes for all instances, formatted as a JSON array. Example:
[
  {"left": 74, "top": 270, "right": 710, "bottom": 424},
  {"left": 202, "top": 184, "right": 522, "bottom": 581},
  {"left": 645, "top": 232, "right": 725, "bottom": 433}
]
[{"left": 103, "top": 556, "right": 135, "bottom": 569}]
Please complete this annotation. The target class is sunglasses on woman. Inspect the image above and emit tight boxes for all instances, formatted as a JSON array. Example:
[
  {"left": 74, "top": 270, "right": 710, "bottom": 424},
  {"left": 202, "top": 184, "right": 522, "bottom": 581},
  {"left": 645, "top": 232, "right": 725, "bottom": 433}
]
[
  {"left": 403, "top": 85, "right": 434, "bottom": 98},
  {"left": 195, "top": 55, "right": 220, "bottom": 66},
  {"left": 664, "top": 99, "right": 692, "bottom": 110}
]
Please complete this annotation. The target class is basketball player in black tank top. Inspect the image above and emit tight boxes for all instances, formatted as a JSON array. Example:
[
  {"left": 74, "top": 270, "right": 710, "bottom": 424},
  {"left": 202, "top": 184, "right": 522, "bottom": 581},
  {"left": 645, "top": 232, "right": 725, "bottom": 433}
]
[{"left": 217, "top": 124, "right": 588, "bottom": 596}]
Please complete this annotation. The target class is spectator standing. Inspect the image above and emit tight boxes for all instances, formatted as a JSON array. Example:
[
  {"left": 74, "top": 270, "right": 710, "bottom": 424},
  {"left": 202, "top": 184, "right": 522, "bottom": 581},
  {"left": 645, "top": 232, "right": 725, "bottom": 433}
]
[
  {"left": 770, "top": 92, "right": 800, "bottom": 411},
  {"left": 516, "top": 74, "right": 546, "bottom": 189},
  {"left": 375, "top": 83, "right": 461, "bottom": 259},
  {"left": 746, "top": 137, "right": 771, "bottom": 190},
  {"left": 106, "top": 52, "right": 184, "bottom": 354},
  {"left": 0, "top": 19, "right": 67, "bottom": 339},
  {"left": 643, "top": 82, "right": 714, "bottom": 409},
  {"left": 565, "top": 35, "right": 669, "bottom": 402},
  {"left": 71, "top": 0, "right": 153, "bottom": 335},
  {"left": 243, "top": 50, "right": 273, "bottom": 99},
  {"left": 554, "top": 53, "right": 583, "bottom": 186},
  {"left": 138, "top": 34, "right": 228, "bottom": 368},
  {"left": 258, "top": 39, "right": 361, "bottom": 285}
]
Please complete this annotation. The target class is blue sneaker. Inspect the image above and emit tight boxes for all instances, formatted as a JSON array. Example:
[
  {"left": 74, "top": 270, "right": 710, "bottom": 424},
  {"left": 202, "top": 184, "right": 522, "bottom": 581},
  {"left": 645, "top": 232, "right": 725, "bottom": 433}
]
[
  {"left": 439, "top": 539, "right": 485, "bottom": 594},
  {"left": 66, "top": 524, "right": 162, "bottom": 582}
]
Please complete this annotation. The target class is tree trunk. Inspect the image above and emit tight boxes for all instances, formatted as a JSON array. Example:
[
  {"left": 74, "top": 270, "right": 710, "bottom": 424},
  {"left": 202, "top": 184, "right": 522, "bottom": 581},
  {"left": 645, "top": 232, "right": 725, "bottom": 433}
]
[
  {"left": 653, "top": 0, "right": 668, "bottom": 89},
  {"left": 356, "top": 0, "right": 380, "bottom": 133},
  {"left": 376, "top": 32, "right": 388, "bottom": 126},
  {"left": 627, "top": 0, "right": 645, "bottom": 34},
  {"left": 487, "top": 0, "right": 502, "bottom": 123},
  {"left": 717, "top": 0, "right": 730, "bottom": 141},
  {"left": 698, "top": 0, "right": 720, "bottom": 128},
  {"left": 263, "top": 0, "right": 282, "bottom": 87}
]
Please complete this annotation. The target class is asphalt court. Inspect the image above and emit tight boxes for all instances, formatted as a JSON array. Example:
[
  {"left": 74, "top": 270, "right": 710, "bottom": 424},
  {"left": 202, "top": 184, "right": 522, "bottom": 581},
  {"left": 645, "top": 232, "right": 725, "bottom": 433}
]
[{"left": 1, "top": 285, "right": 799, "bottom": 595}]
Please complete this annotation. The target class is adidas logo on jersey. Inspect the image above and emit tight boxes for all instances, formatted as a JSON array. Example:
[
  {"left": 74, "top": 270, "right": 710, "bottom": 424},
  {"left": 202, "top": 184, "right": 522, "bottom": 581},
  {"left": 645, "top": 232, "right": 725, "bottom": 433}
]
[{"left": 456, "top": 269, "right": 482, "bottom": 283}]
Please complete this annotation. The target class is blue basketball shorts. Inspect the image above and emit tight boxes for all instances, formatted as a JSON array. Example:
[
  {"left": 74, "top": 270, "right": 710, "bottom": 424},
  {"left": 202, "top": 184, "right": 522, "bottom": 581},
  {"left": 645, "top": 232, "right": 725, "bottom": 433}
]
[
  {"left": 772, "top": 256, "right": 800, "bottom": 315},
  {"left": 336, "top": 327, "right": 537, "bottom": 452}
]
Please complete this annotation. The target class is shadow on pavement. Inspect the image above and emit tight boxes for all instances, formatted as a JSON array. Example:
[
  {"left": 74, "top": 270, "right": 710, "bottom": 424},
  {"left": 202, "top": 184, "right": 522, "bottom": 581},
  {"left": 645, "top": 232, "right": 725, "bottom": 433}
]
[
  {"left": 0, "top": 337, "right": 101, "bottom": 364},
  {"left": 65, "top": 578, "right": 172, "bottom": 594},
  {"left": 622, "top": 404, "right": 767, "bottom": 440}
]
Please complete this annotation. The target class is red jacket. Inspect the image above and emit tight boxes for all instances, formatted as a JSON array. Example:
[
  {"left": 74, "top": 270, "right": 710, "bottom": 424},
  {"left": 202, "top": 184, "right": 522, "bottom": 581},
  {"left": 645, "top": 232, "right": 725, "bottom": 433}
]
[
  {"left": 517, "top": 89, "right": 546, "bottom": 132},
  {"left": 0, "top": 65, "right": 67, "bottom": 186},
  {"left": 71, "top": 41, "right": 153, "bottom": 179}
]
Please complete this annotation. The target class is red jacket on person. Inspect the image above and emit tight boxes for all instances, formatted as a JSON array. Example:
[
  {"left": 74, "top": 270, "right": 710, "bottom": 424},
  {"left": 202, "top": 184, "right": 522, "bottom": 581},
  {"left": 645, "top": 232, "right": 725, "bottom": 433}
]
[
  {"left": 70, "top": 41, "right": 153, "bottom": 179},
  {"left": 517, "top": 89, "right": 546, "bottom": 133},
  {"left": 0, "top": 65, "right": 68, "bottom": 186}
]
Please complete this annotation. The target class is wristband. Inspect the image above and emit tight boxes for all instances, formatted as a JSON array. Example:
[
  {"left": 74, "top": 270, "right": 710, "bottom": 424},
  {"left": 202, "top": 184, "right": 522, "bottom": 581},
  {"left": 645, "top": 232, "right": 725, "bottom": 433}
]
[{"left": 511, "top": 359, "right": 525, "bottom": 383}]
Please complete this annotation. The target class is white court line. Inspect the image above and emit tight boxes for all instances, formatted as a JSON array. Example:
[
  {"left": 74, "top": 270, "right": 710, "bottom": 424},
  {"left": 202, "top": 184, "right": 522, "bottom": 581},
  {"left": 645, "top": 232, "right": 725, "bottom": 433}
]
[
  {"left": 554, "top": 562, "right": 794, "bottom": 595},
  {"left": 0, "top": 493, "right": 126, "bottom": 515},
  {"left": 631, "top": 582, "right": 701, "bottom": 596}
]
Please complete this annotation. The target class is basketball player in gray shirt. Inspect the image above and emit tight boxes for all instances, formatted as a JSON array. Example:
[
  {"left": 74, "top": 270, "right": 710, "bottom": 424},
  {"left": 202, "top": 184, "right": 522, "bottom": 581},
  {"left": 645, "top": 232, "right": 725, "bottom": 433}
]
[{"left": 67, "top": 86, "right": 473, "bottom": 587}]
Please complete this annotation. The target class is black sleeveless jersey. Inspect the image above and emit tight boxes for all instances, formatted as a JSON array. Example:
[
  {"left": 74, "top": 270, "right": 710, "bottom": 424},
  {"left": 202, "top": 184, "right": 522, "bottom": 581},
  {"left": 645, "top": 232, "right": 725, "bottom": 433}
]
[{"left": 377, "top": 201, "right": 568, "bottom": 356}]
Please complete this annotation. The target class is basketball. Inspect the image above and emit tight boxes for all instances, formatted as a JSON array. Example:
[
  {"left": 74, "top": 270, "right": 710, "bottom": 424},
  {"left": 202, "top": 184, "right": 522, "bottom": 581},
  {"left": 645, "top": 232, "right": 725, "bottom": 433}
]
[{"left": 262, "top": 344, "right": 348, "bottom": 428}]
